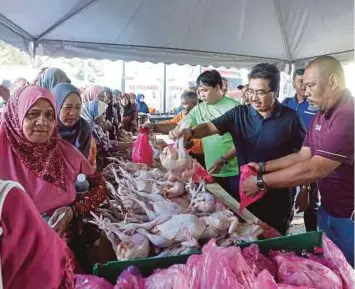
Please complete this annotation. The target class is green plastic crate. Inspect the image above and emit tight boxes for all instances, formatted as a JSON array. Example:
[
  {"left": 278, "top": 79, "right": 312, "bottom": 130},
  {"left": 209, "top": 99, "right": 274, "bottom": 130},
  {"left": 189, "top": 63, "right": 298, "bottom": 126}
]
[{"left": 93, "top": 231, "right": 322, "bottom": 284}]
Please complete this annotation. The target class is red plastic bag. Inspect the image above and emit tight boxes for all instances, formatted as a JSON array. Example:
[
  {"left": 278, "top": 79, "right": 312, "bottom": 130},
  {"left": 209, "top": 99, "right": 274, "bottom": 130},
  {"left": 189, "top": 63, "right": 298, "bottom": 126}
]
[
  {"left": 75, "top": 274, "right": 113, "bottom": 289},
  {"left": 242, "top": 244, "right": 277, "bottom": 277},
  {"left": 270, "top": 251, "right": 343, "bottom": 289},
  {"left": 114, "top": 266, "right": 145, "bottom": 289},
  {"left": 192, "top": 160, "right": 215, "bottom": 183},
  {"left": 239, "top": 165, "right": 265, "bottom": 213},
  {"left": 322, "top": 234, "right": 355, "bottom": 289},
  {"left": 132, "top": 128, "right": 153, "bottom": 166}
]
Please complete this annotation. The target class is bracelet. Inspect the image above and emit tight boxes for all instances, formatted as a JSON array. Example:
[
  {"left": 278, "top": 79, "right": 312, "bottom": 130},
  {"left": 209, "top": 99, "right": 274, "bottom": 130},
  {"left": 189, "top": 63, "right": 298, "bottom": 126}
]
[
  {"left": 259, "top": 162, "right": 266, "bottom": 174},
  {"left": 220, "top": 156, "right": 229, "bottom": 165}
]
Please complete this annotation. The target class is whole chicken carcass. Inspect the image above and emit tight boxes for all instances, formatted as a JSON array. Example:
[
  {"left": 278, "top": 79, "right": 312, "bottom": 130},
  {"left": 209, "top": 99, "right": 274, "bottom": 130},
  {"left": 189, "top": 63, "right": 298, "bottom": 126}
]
[
  {"left": 163, "top": 181, "right": 185, "bottom": 198},
  {"left": 200, "top": 210, "right": 239, "bottom": 239},
  {"left": 152, "top": 214, "right": 206, "bottom": 246}
]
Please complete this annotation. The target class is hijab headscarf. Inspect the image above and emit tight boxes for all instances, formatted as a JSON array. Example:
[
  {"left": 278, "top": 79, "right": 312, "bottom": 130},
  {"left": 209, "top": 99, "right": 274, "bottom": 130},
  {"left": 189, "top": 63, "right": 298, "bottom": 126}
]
[
  {"left": 38, "top": 67, "right": 71, "bottom": 91},
  {"left": 0, "top": 180, "right": 74, "bottom": 289},
  {"left": 122, "top": 93, "right": 135, "bottom": 117},
  {"left": 0, "top": 86, "right": 94, "bottom": 213},
  {"left": 136, "top": 93, "right": 149, "bottom": 113},
  {"left": 81, "top": 100, "right": 108, "bottom": 128},
  {"left": 104, "top": 87, "right": 115, "bottom": 122},
  {"left": 52, "top": 83, "right": 91, "bottom": 157},
  {"left": 82, "top": 85, "right": 105, "bottom": 103}
]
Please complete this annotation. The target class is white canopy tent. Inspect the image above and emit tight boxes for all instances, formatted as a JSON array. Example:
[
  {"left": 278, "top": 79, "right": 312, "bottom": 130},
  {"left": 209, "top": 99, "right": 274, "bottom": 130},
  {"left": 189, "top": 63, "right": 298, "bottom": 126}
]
[{"left": 0, "top": 0, "right": 353, "bottom": 69}]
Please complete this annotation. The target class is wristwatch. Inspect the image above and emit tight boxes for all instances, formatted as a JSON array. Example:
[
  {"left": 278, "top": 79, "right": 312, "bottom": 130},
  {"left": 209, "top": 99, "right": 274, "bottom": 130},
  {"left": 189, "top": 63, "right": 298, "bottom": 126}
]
[
  {"left": 256, "top": 175, "right": 267, "bottom": 191},
  {"left": 259, "top": 162, "right": 266, "bottom": 174},
  {"left": 220, "top": 156, "right": 229, "bottom": 165}
]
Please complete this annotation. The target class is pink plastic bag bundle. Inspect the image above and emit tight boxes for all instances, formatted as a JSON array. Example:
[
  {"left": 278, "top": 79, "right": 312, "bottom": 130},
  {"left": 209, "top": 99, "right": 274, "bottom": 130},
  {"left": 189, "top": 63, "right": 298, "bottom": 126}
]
[
  {"left": 239, "top": 165, "right": 265, "bottom": 213},
  {"left": 114, "top": 266, "right": 144, "bottom": 289},
  {"left": 132, "top": 128, "right": 153, "bottom": 166},
  {"left": 242, "top": 244, "right": 277, "bottom": 277},
  {"left": 145, "top": 264, "right": 190, "bottom": 289},
  {"left": 75, "top": 274, "right": 113, "bottom": 289},
  {"left": 270, "top": 251, "right": 343, "bottom": 289},
  {"left": 322, "top": 235, "right": 355, "bottom": 289}
]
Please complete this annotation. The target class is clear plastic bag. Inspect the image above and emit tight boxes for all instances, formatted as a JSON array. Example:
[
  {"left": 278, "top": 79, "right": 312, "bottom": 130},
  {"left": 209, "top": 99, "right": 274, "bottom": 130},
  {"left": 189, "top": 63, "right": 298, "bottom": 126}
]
[
  {"left": 75, "top": 274, "right": 113, "bottom": 289},
  {"left": 132, "top": 128, "right": 153, "bottom": 166},
  {"left": 239, "top": 165, "right": 265, "bottom": 213}
]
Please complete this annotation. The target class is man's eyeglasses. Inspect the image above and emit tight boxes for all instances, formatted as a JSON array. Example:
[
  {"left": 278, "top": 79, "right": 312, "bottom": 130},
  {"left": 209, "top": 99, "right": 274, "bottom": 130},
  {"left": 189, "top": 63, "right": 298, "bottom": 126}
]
[{"left": 246, "top": 89, "right": 272, "bottom": 98}]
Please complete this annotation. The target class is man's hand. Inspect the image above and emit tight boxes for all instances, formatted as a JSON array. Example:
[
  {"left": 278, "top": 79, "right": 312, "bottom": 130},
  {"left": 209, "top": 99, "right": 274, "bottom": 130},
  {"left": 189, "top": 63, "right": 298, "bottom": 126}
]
[
  {"left": 142, "top": 122, "right": 154, "bottom": 132},
  {"left": 48, "top": 206, "right": 74, "bottom": 237},
  {"left": 169, "top": 126, "right": 193, "bottom": 141},
  {"left": 295, "top": 185, "right": 310, "bottom": 213},
  {"left": 242, "top": 175, "right": 260, "bottom": 197},
  {"left": 208, "top": 158, "right": 225, "bottom": 174},
  {"left": 248, "top": 162, "right": 261, "bottom": 173}
]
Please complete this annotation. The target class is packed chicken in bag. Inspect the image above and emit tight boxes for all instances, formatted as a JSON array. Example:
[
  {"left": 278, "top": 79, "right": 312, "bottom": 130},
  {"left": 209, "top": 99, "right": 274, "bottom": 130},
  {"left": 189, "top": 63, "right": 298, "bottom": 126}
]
[
  {"left": 160, "top": 122, "right": 195, "bottom": 181},
  {"left": 132, "top": 128, "right": 153, "bottom": 166}
]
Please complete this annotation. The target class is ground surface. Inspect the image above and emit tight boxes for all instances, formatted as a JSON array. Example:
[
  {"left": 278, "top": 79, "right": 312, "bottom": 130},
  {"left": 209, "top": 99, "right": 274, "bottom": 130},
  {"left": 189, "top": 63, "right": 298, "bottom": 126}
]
[{"left": 289, "top": 211, "right": 306, "bottom": 235}]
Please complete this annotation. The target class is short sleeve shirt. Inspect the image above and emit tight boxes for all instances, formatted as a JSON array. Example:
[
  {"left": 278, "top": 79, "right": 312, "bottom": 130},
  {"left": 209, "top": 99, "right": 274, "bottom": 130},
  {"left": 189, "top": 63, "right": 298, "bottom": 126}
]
[
  {"left": 212, "top": 101, "right": 306, "bottom": 166},
  {"left": 303, "top": 91, "right": 354, "bottom": 218},
  {"left": 183, "top": 96, "right": 240, "bottom": 177}
]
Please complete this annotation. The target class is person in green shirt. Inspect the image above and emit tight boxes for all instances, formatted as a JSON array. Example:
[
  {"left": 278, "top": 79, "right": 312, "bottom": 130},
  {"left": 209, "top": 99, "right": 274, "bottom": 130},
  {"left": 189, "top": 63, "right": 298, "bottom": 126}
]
[{"left": 177, "top": 70, "right": 240, "bottom": 197}]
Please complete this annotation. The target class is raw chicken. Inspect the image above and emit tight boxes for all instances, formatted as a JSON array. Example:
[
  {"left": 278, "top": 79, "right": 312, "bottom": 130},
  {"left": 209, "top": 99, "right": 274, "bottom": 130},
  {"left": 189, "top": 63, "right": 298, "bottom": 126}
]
[
  {"left": 200, "top": 210, "right": 239, "bottom": 239},
  {"left": 163, "top": 181, "right": 185, "bottom": 198}
]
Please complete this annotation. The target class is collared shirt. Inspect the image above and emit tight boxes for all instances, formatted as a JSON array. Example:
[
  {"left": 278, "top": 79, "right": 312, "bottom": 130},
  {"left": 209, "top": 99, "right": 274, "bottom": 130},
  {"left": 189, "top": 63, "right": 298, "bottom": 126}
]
[
  {"left": 212, "top": 101, "right": 306, "bottom": 166},
  {"left": 282, "top": 95, "right": 318, "bottom": 129},
  {"left": 212, "top": 101, "right": 306, "bottom": 233},
  {"left": 303, "top": 91, "right": 354, "bottom": 218}
]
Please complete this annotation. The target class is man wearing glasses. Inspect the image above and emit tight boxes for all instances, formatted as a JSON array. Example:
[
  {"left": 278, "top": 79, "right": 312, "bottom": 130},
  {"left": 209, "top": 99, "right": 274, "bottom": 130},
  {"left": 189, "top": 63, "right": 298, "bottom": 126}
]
[
  {"left": 169, "top": 63, "right": 306, "bottom": 235},
  {"left": 283, "top": 69, "right": 320, "bottom": 232}
]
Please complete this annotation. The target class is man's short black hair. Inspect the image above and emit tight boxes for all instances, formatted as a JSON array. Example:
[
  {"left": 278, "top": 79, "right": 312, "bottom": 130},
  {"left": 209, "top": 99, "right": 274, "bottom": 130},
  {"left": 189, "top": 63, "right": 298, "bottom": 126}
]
[
  {"left": 196, "top": 70, "right": 223, "bottom": 89},
  {"left": 248, "top": 63, "right": 280, "bottom": 92},
  {"left": 237, "top": 85, "right": 244, "bottom": 90},
  {"left": 181, "top": 90, "right": 198, "bottom": 102},
  {"left": 293, "top": 68, "right": 305, "bottom": 81}
]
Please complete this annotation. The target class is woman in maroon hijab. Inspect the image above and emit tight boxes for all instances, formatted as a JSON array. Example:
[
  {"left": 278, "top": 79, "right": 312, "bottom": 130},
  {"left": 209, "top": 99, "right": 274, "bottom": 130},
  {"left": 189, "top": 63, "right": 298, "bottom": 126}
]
[{"left": 0, "top": 180, "right": 75, "bottom": 289}]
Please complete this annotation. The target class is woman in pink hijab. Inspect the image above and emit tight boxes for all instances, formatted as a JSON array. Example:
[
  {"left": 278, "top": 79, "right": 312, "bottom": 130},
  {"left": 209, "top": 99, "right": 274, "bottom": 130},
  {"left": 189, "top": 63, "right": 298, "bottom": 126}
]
[
  {"left": 81, "top": 85, "right": 106, "bottom": 103},
  {"left": 0, "top": 180, "right": 74, "bottom": 289},
  {"left": 0, "top": 86, "right": 107, "bottom": 270}
]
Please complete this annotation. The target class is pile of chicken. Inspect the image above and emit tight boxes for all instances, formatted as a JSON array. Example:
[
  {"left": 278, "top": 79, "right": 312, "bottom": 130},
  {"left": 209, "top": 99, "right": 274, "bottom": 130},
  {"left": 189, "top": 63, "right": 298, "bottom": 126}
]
[{"left": 92, "top": 157, "right": 263, "bottom": 262}]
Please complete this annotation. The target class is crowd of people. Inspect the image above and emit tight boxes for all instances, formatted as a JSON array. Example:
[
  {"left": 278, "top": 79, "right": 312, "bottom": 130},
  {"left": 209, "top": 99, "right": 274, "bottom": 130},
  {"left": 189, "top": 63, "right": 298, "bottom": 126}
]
[{"left": 0, "top": 55, "right": 353, "bottom": 288}]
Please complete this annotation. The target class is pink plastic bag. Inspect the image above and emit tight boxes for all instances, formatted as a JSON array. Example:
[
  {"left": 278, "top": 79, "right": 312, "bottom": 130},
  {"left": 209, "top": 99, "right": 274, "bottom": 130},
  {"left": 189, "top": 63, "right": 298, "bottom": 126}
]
[
  {"left": 322, "top": 235, "right": 355, "bottom": 289},
  {"left": 75, "top": 274, "right": 113, "bottom": 289},
  {"left": 192, "top": 161, "right": 215, "bottom": 183},
  {"left": 271, "top": 251, "right": 343, "bottom": 289},
  {"left": 239, "top": 165, "right": 265, "bottom": 213},
  {"left": 114, "top": 266, "right": 144, "bottom": 289},
  {"left": 242, "top": 244, "right": 277, "bottom": 277},
  {"left": 145, "top": 264, "right": 190, "bottom": 289},
  {"left": 132, "top": 128, "right": 153, "bottom": 166}
]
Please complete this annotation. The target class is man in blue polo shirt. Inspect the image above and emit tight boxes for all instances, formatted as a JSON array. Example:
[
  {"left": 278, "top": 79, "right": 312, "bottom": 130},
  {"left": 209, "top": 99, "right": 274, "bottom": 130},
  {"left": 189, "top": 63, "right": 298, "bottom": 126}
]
[
  {"left": 170, "top": 63, "right": 306, "bottom": 235},
  {"left": 283, "top": 69, "right": 319, "bottom": 232}
]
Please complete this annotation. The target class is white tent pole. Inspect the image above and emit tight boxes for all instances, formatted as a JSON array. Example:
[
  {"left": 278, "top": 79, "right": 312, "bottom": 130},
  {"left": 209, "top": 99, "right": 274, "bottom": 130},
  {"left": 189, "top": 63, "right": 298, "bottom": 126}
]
[
  {"left": 121, "top": 61, "right": 126, "bottom": 93},
  {"left": 274, "top": 0, "right": 292, "bottom": 65}
]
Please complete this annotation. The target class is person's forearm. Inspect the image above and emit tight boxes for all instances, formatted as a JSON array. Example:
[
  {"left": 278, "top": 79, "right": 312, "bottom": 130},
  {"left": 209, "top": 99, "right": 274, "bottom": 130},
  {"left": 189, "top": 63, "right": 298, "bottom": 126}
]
[
  {"left": 263, "top": 160, "right": 320, "bottom": 188},
  {"left": 266, "top": 152, "right": 305, "bottom": 173},
  {"left": 223, "top": 147, "right": 236, "bottom": 160},
  {"left": 192, "top": 122, "right": 219, "bottom": 139},
  {"left": 154, "top": 123, "right": 177, "bottom": 134}
]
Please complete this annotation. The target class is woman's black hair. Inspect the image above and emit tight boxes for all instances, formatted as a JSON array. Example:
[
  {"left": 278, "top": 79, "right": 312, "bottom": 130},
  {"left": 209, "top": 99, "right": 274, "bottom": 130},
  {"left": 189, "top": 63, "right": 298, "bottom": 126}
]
[{"left": 196, "top": 70, "right": 223, "bottom": 89}]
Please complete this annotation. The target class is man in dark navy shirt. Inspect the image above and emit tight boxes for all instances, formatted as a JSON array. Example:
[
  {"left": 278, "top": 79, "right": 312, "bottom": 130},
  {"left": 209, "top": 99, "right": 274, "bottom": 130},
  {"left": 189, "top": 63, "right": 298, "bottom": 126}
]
[
  {"left": 170, "top": 63, "right": 306, "bottom": 235},
  {"left": 283, "top": 68, "right": 320, "bottom": 232}
]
